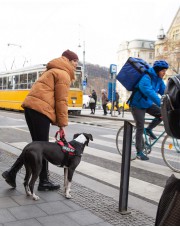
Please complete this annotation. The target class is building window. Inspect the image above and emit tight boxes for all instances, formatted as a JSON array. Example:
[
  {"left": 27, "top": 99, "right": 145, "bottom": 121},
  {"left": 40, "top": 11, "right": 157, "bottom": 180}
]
[
  {"left": 173, "top": 29, "right": 180, "bottom": 41},
  {"left": 149, "top": 52, "right": 154, "bottom": 59}
]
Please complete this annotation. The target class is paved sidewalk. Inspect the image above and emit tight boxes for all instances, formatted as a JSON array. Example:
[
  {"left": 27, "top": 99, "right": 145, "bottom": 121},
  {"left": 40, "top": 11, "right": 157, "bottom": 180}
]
[{"left": 0, "top": 148, "right": 155, "bottom": 226}]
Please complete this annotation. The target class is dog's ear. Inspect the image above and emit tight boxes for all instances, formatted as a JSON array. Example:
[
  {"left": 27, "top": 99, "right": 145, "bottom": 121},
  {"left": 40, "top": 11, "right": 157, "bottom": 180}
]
[
  {"left": 73, "top": 133, "right": 81, "bottom": 139},
  {"left": 83, "top": 133, "right": 93, "bottom": 141}
]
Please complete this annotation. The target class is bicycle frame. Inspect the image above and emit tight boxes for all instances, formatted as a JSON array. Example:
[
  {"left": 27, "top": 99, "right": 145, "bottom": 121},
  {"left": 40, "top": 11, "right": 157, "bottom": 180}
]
[
  {"left": 172, "top": 137, "right": 180, "bottom": 153},
  {"left": 142, "top": 117, "right": 165, "bottom": 154},
  {"left": 144, "top": 129, "right": 166, "bottom": 150}
]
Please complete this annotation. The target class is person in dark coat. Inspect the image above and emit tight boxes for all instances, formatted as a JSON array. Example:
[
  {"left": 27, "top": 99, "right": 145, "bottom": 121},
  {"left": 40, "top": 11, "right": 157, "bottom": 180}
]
[
  {"left": 101, "top": 89, "right": 108, "bottom": 115},
  {"left": 110, "top": 91, "right": 121, "bottom": 115},
  {"left": 89, "top": 90, "right": 97, "bottom": 114}
]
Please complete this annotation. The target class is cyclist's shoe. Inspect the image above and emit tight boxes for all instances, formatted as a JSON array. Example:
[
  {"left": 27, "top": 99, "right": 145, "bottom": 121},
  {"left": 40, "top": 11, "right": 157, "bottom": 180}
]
[
  {"left": 137, "top": 151, "right": 149, "bottom": 161},
  {"left": 145, "top": 128, "right": 157, "bottom": 140}
]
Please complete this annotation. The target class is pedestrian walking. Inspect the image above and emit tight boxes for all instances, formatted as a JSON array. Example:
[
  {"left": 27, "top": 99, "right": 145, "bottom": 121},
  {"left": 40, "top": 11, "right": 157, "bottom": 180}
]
[
  {"left": 2, "top": 49, "right": 79, "bottom": 190},
  {"left": 101, "top": 89, "right": 108, "bottom": 115},
  {"left": 110, "top": 91, "right": 121, "bottom": 115},
  {"left": 89, "top": 90, "right": 97, "bottom": 114}
]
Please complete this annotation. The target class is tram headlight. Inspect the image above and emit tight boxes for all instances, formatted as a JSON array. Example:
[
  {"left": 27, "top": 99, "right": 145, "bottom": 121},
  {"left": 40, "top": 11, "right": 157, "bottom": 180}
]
[{"left": 71, "top": 97, "right": 77, "bottom": 104}]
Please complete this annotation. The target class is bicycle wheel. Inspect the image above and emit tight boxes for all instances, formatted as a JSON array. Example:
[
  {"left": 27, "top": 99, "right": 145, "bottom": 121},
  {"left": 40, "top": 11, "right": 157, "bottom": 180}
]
[
  {"left": 161, "top": 135, "right": 180, "bottom": 173},
  {"left": 116, "top": 126, "right": 137, "bottom": 160}
]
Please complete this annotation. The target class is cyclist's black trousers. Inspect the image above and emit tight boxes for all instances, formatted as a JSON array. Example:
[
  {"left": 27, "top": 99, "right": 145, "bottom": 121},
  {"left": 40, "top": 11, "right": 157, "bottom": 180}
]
[{"left": 131, "top": 104, "right": 162, "bottom": 151}]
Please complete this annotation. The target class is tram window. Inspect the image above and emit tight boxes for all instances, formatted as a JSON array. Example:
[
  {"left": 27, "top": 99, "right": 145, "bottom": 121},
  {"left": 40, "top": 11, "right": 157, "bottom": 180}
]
[
  {"left": 20, "top": 73, "right": 27, "bottom": 89},
  {"left": 28, "top": 72, "right": 37, "bottom": 88},
  {"left": 8, "top": 76, "right": 13, "bottom": 89},
  {"left": 0, "top": 78, "right": 2, "bottom": 89},
  {"left": 2, "top": 77, "right": 7, "bottom": 89},
  {"left": 14, "top": 75, "right": 20, "bottom": 89},
  {"left": 70, "top": 73, "right": 81, "bottom": 89}
]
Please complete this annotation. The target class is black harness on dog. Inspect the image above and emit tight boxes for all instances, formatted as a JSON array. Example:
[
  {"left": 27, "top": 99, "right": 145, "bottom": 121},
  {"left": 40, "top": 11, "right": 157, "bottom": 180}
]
[
  {"left": 56, "top": 140, "right": 84, "bottom": 167},
  {"left": 55, "top": 130, "right": 84, "bottom": 167},
  {"left": 57, "top": 140, "right": 76, "bottom": 156}
]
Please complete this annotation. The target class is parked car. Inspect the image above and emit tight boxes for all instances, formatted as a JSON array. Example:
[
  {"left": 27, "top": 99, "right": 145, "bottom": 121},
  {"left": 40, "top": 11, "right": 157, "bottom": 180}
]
[
  {"left": 83, "top": 95, "right": 90, "bottom": 109},
  {"left": 106, "top": 101, "right": 129, "bottom": 111}
]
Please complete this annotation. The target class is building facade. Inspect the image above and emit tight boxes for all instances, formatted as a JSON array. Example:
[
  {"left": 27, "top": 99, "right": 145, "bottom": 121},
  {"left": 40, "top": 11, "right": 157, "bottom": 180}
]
[
  {"left": 155, "top": 7, "right": 180, "bottom": 81},
  {"left": 116, "top": 7, "right": 180, "bottom": 102},
  {"left": 116, "top": 39, "right": 155, "bottom": 101}
]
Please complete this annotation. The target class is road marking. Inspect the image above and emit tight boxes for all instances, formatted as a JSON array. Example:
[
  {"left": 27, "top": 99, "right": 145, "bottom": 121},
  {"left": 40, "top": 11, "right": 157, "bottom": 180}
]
[
  {"left": 77, "top": 161, "right": 163, "bottom": 203},
  {"left": 10, "top": 142, "right": 28, "bottom": 150},
  {"left": 0, "top": 125, "right": 27, "bottom": 128},
  {"left": 92, "top": 137, "right": 165, "bottom": 160},
  {"left": 85, "top": 146, "right": 180, "bottom": 178},
  {"left": 0, "top": 116, "right": 25, "bottom": 121}
]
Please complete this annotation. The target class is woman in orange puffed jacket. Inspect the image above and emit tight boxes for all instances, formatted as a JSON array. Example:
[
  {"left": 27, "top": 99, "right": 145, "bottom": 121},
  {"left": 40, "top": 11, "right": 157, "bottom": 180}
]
[{"left": 2, "top": 50, "right": 79, "bottom": 191}]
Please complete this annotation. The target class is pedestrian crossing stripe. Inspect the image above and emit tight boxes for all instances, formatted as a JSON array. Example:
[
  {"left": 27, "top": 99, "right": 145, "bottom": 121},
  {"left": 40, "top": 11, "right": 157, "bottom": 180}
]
[
  {"left": 84, "top": 146, "right": 180, "bottom": 178},
  {"left": 77, "top": 161, "right": 163, "bottom": 202}
]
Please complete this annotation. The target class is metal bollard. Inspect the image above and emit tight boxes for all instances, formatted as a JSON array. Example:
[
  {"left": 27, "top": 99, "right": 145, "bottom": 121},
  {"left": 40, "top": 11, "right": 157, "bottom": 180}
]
[{"left": 119, "top": 120, "right": 133, "bottom": 214}]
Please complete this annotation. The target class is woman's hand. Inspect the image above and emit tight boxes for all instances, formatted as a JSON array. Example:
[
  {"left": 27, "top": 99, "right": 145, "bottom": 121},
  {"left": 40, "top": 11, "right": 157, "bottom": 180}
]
[{"left": 59, "top": 127, "right": 65, "bottom": 138}]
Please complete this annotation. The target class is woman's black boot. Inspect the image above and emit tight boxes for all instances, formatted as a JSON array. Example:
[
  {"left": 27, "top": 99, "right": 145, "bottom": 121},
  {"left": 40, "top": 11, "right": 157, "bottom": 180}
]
[
  {"left": 38, "top": 159, "right": 60, "bottom": 191},
  {"left": 2, "top": 155, "right": 24, "bottom": 188}
]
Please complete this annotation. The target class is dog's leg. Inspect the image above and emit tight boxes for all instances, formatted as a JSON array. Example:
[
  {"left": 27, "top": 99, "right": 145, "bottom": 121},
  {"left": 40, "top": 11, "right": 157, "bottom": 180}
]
[
  {"left": 65, "top": 168, "right": 74, "bottom": 199},
  {"left": 64, "top": 168, "right": 68, "bottom": 193},
  {"left": 29, "top": 169, "right": 41, "bottom": 201},
  {"left": 65, "top": 181, "right": 72, "bottom": 199},
  {"left": 24, "top": 166, "right": 32, "bottom": 196}
]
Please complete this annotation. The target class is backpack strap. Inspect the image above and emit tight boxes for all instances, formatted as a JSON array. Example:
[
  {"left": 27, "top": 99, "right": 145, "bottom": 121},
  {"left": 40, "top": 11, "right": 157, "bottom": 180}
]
[{"left": 127, "top": 87, "right": 139, "bottom": 104}]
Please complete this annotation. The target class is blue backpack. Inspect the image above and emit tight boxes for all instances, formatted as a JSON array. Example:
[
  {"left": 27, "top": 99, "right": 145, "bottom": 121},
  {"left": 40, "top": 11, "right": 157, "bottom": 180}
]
[{"left": 116, "top": 57, "right": 151, "bottom": 91}]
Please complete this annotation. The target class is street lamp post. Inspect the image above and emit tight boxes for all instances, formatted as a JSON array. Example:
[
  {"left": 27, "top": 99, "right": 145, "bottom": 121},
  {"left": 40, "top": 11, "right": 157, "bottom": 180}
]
[
  {"left": 78, "top": 40, "right": 86, "bottom": 91},
  {"left": 83, "top": 41, "right": 85, "bottom": 82}
]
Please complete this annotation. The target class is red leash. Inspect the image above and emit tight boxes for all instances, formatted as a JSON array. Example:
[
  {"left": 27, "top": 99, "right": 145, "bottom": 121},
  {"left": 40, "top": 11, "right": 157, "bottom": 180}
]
[{"left": 55, "top": 128, "right": 66, "bottom": 142}]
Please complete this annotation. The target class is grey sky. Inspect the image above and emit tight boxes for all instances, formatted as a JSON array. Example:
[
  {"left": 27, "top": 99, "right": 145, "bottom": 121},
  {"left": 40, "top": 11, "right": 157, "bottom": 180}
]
[{"left": 0, "top": 0, "right": 179, "bottom": 70}]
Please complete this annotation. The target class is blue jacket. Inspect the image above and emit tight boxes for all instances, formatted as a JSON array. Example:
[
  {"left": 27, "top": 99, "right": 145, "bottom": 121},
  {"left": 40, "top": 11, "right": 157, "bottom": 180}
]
[{"left": 129, "top": 67, "right": 166, "bottom": 109}]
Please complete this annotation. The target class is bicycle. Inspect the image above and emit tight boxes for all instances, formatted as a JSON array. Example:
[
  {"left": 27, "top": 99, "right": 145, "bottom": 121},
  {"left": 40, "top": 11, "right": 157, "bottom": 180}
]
[{"left": 116, "top": 118, "right": 180, "bottom": 172}]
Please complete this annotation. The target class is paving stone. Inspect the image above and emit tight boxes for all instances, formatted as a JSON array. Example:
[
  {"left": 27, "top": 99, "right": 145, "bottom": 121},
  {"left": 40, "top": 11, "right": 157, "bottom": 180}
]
[
  {"left": 65, "top": 209, "right": 105, "bottom": 226},
  {"left": 37, "top": 191, "right": 65, "bottom": 202},
  {"left": 37, "top": 201, "right": 73, "bottom": 215},
  {"left": 11, "top": 194, "right": 45, "bottom": 206},
  {"left": 4, "top": 218, "right": 42, "bottom": 226},
  {"left": 37, "top": 213, "right": 79, "bottom": 226},
  {"left": 0, "top": 197, "right": 18, "bottom": 209},
  {"left": 92, "top": 222, "right": 112, "bottom": 226},
  {"left": 63, "top": 199, "right": 84, "bottom": 211},
  {"left": 0, "top": 188, "right": 21, "bottom": 198},
  {"left": 8, "top": 205, "right": 47, "bottom": 220},
  {"left": 0, "top": 209, "right": 16, "bottom": 224}
]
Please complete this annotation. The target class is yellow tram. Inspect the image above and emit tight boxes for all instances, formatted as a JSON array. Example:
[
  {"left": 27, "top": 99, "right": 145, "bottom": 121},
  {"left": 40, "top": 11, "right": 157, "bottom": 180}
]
[{"left": 0, "top": 64, "right": 83, "bottom": 115}]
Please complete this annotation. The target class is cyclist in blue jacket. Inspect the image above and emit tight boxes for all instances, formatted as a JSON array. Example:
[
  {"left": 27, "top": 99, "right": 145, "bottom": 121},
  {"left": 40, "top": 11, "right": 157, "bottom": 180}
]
[{"left": 129, "top": 60, "right": 169, "bottom": 160}]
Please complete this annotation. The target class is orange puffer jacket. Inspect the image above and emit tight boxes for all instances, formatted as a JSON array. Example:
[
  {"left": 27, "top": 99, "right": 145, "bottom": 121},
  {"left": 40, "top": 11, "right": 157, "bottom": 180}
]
[{"left": 22, "top": 56, "right": 75, "bottom": 127}]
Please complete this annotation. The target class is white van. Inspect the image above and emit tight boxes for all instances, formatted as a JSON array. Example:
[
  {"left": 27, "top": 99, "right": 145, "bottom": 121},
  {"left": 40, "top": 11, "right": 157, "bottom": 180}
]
[{"left": 83, "top": 95, "right": 90, "bottom": 109}]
